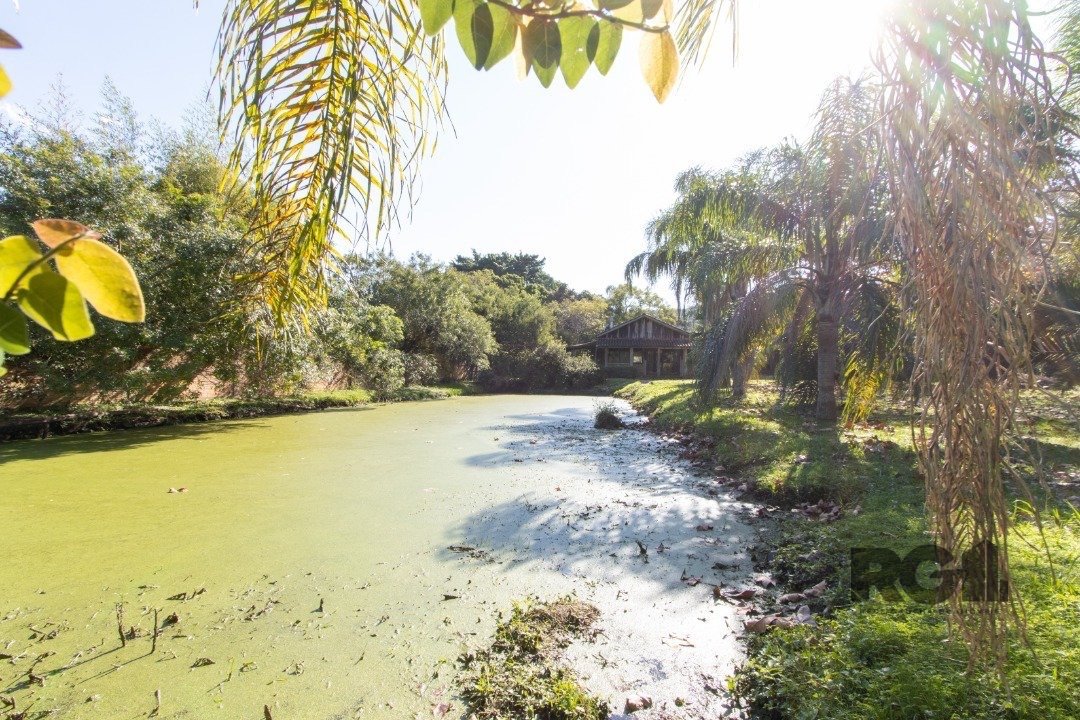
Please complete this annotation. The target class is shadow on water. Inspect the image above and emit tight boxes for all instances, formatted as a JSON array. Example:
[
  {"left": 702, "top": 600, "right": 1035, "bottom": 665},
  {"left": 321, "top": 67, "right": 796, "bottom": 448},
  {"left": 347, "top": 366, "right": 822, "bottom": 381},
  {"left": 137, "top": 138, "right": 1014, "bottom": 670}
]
[
  {"left": 0, "top": 421, "right": 261, "bottom": 465},
  {"left": 444, "top": 404, "right": 750, "bottom": 592},
  {"left": 0, "top": 405, "right": 381, "bottom": 465}
]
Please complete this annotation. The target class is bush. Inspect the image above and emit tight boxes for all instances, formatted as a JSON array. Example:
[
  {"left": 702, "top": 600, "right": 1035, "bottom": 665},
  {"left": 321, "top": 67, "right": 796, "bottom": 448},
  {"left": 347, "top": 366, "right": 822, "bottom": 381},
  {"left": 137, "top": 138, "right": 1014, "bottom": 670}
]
[
  {"left": 402, "top": 352, "right": 440, "bottom": 386},
  {"left": 479, "top": 344, "right": 603, "bottom": 392},
  {"left": 361, "top": 347, "right": 405, "bottom": 400},
  {"left": 594, "top": 400, "right": 624, "bottom": 429}
]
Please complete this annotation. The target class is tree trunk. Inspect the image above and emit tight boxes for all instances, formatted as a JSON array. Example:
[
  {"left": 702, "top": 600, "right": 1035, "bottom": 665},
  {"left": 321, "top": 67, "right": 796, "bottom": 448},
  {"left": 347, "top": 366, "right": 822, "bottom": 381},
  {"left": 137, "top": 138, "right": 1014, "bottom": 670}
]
[
  {"left": 732, "top": 350, "right": 757, "bottom": 399},
  {"left": 815, "top": 313, "right": 839, "bottom": 421}
]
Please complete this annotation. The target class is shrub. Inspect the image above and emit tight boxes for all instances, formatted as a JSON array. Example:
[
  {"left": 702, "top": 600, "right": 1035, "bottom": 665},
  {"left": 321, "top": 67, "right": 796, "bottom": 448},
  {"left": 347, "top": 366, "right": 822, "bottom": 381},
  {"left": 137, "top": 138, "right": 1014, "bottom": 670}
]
[
  {"left": 362, "top": 347, "right": 405, "bottom": 400},
  {"left": 479, "top": 344, "right": 602, "bottom": 392},
  {"left": 594, "top": 400, "right": 624, "bottom": 429},
  {"left": 402, "top": 352, "right": 440, "bottom": 386}
]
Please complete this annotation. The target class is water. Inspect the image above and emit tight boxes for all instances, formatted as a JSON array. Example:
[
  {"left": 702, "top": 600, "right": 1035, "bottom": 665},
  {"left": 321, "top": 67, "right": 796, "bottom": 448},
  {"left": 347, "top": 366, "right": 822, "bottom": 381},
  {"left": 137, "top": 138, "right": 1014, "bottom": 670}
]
[{"left": 0, "top": 396, "right": 751, "bottom": 719}]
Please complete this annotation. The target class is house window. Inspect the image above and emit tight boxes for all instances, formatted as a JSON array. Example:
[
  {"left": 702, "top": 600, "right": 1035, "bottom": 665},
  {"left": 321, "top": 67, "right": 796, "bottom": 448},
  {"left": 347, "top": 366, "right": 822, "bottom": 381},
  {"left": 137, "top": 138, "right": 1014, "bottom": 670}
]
[{"left": 607, "top": 349, "right": 631, "bottom": 365}]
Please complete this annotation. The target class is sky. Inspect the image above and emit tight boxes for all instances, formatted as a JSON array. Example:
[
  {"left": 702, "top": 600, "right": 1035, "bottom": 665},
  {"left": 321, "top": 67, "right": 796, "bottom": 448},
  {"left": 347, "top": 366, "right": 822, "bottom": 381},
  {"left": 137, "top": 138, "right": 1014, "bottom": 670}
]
[{"left": 0, "top": 0, "right": 935, "bottom": 297}]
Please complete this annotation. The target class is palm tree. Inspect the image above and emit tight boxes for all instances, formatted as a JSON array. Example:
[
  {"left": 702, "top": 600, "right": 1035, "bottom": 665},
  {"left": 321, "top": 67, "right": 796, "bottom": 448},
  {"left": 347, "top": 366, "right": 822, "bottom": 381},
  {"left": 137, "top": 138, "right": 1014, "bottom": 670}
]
[
  {"left": 626, "top": 166, "right": 796, "bottom": 396},
  {"left": 631, "top": 79, "right": 895, "bottom": 419}
]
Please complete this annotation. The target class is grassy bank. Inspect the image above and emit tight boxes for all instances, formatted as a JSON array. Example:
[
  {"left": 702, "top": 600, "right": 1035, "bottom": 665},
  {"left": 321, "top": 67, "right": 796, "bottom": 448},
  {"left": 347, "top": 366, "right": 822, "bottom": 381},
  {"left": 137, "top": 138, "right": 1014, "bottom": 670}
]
[
  {"left": 0, "top": 384, "right": 476, "bottom": 443},
  {"left": 616, "top": 379, "right": 1080, "bottom": 720}
]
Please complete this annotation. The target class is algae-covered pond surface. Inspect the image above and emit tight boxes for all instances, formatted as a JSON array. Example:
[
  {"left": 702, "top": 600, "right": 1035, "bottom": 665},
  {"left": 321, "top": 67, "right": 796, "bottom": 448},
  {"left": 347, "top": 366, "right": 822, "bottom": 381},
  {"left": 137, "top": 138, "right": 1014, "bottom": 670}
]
[{"left": 0, "top": 396, "right": 751, "bottom": 719}]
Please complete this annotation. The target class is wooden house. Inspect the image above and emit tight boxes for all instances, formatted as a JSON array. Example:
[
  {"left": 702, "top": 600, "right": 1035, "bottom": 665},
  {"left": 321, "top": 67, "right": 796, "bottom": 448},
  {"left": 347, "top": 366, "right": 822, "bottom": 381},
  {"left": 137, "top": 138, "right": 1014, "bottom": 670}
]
[{"left": 569, "top": 314, "right": 691, "bottom": 377}]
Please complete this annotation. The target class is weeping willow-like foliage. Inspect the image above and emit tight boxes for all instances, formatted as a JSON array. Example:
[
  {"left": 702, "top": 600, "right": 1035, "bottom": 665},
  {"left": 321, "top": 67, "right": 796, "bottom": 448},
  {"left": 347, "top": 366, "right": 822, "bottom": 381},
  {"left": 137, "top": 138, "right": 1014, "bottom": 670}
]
[
  {"left": 214, "top": 0, "right": 449, "bottom": 316},
  {"left": 877, "top": 0, "right": 1065, "bottom": 664}
]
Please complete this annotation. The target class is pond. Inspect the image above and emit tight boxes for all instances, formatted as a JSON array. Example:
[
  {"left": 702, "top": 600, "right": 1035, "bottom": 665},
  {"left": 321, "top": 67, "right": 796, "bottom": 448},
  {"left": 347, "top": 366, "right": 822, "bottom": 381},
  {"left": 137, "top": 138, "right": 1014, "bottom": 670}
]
[{"left": 0, "top": 396, "right": 752, "bottom": 719}]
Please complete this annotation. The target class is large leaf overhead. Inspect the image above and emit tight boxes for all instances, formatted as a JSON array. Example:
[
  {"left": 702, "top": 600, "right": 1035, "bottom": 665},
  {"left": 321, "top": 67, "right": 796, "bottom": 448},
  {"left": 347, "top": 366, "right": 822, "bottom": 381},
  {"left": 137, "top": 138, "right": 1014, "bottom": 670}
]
[
  {"left": 559, "top": 17, "right": 595, "bottom": 89},
  {"left": 525, "top": 18, "right": 561, "bottom": 88},
  {"left": 640, "top": 30, "right": 679, "bottom": 103},
  {"left": 216, "top": 0, "right": 447, "bottom": 315},
  {"left": 0, "top": 235, "right": 43, "bottom": 297},
  {"left": 0, "top": 302, "right": 29, "bottom": 355},
  {"left": 16, "top": 270, "right": 94, "bottom": 342}
]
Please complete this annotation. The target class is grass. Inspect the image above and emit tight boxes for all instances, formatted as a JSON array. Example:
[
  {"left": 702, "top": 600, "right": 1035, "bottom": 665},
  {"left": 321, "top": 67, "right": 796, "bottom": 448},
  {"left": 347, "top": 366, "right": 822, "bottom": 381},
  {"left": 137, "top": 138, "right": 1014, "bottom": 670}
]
[
  {"left": 616, "top": 379, "right": 1080, "bottom": 720},
  {"left": 457, "top": 597, "right": 608, "bottom": 720}
]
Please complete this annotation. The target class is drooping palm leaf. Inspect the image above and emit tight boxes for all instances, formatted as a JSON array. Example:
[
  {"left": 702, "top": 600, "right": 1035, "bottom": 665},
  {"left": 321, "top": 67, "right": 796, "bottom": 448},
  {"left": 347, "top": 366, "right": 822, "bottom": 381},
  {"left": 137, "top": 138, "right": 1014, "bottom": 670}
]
[
  {"left": 697, "top": 270, "right": 804, "bottom": 397},
  {"left": 215, "top": 0, "right": 447, "bottom": 316}
]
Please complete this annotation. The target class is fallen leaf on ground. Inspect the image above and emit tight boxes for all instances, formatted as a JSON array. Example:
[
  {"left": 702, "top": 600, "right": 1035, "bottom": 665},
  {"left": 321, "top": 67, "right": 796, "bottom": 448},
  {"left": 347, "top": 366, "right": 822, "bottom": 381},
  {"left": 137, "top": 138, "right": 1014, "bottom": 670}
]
[{"left": 723, "top": 588, "right": 758, "bottom": 600}]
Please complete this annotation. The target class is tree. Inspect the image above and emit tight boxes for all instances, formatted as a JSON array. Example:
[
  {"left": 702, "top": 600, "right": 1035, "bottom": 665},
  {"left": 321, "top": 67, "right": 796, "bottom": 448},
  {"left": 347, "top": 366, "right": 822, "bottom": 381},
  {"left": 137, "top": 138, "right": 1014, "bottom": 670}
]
[
  {"left": 553, "top": 296, "right": 608, "bottom": 344},
  {"left": 452, "top": 250, "right": 575, "bottom": 301},
  {"left": 655, "top": 79, "right": 893, "bottom": 420},
  {"left": 604, "top": 283, "right": 678, "bottom": 326},
  {"left": 365, "top": 255, "right": 497, "bottom": 378}
]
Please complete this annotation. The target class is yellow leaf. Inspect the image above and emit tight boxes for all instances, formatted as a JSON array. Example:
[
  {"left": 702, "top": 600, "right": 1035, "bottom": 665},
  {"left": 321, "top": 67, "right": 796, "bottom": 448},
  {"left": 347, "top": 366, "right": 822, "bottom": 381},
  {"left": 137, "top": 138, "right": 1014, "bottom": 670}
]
[
  {"left": 0, "top": 64, "right": 9, "bottom": 99},
  {"left": 640, "top": 30, "right": 679, "bottom": 103},
  {"left": 610, "top": 0, "right": 644, "bottom": 24},
  {"left": 0, "top": 235, "right": 43, "bottom": 296},
  {"left": 16, "top": 270, "right": 95, "bottom": 341},
  {"left": 31, "top": 219, "right": 101, "bottom": 249},
  {"left": 514, "top": 18, "right": 531, "bottom": 80},
  {"left": 53, "top": 238, "right": 145, "bottom": 322}
]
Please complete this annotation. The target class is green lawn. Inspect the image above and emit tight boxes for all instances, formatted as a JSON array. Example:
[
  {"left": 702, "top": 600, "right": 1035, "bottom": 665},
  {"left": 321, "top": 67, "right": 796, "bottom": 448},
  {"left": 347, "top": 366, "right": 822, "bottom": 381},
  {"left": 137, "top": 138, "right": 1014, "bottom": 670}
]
[{"left": 616, "top": 379, "right": 1080, "bottom": 720}]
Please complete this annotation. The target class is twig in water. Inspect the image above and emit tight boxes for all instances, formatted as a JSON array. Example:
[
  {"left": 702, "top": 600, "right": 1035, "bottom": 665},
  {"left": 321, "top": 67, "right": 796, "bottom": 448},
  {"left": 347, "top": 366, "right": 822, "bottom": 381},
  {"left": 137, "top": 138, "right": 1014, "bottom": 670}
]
[
  {"left": 116, "top": 603, "right": 126, "bottom": 648},
  {"left": 151, "top": 609, "right": 159, "bottom": 654}
]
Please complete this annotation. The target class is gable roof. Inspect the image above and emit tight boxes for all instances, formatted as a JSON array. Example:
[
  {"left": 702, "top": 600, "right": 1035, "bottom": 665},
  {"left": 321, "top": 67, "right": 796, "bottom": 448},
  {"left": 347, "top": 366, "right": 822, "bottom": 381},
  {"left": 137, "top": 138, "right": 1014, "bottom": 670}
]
[{"left": 598, "top": 313, "right": 688, "bottom": 338}]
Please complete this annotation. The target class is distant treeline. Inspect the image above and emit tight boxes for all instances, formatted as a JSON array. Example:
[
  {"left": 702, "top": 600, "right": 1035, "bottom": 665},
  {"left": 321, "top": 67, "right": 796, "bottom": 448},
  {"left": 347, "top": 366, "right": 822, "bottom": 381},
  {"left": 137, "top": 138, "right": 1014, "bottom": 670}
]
[{"left": 0, "top": 83, "right": 677, "bottom": 410}]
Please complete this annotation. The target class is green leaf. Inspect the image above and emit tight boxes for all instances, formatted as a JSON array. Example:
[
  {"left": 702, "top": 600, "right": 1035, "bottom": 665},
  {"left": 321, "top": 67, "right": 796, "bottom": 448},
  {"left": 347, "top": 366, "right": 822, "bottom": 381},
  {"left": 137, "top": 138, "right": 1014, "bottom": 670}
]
[
  {"left": 558, "top": 17, "right": 595, "bottom": 89},
  {"left": 483, "top": 3, "right": 517, "bottom": 70},
  {"left": 640, "top": 29, "right": 679, "bottom": 103},
  {"left": 642, "top": 0, "right": 664, "bottom": 20},
  {"left": 455, "top": 0, "right": 489, "bottom": 70},
  {"left": 418, "top": 0, "right": 453, "bottom": 35},
  {"left": 53, "top": 237, "right": 145, "bottom": 322},
  {"left": 16, "top": 270, "right": 95, "bottom": 341},
  {"left": 524, "top": 19, "right": 561, "bottom": 88},
  {"left": 0, "top": 235, "right": 43, "bottom": 296},
  {"left": 592, "top": 21, "right": 622, "bottom": 76},
  {"left": 0, "top": 349, "right": 6, "bottom": 377},
  {"left": 0, "top": 302, "right": 29, "bottom": 355}
]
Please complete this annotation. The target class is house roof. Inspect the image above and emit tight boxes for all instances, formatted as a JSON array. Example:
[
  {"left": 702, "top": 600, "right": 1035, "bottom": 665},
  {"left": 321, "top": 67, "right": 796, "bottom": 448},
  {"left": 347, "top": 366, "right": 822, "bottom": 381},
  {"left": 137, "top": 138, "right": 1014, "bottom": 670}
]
[{"left": 597, "top": 313, "right": 689, "bottom": 339}]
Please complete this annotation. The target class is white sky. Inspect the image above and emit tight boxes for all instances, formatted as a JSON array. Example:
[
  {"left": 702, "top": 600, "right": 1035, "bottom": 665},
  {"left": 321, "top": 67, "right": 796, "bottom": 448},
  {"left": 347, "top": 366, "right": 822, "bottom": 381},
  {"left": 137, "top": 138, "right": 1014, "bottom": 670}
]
[{"left": 2, "top": 0, "right": 1050, "bottom": 298}]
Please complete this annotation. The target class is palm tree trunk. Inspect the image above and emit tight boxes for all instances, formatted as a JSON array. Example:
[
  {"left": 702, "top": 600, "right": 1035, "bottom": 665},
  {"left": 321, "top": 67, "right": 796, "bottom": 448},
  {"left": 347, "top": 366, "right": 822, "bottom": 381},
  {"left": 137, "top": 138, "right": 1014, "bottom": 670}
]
[
  {"left": 815, "top": 312, "right": 839, "bottom": 421},
  {"left": 732, "top": 350, "right": 757, "bottom": 399}
]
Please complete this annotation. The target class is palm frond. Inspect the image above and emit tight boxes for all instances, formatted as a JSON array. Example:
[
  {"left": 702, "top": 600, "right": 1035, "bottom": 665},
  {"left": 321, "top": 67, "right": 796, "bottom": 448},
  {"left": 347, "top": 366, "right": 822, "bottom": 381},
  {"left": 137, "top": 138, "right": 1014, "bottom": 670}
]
[
  {"left": 673, "top": 0, "right": 738, "bottom": 67},
  {"left": 697, "top": 271, "right": 804, "bottom": 397},
  {"left": 840, "top": 276, "right": 902, "bottom": 423},
  {"left": 215, "top": 0, "right": 447, "bottom": 316}
]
